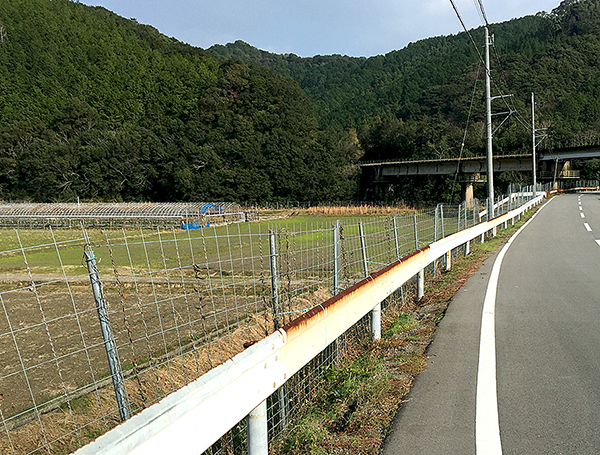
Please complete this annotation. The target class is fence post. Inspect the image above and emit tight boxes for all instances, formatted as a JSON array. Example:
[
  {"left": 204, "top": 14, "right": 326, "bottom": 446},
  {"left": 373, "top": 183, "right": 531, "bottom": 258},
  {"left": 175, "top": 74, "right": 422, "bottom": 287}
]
[
  {"left": 333, "top": 222, "right": 340, "bottom": 295},
  {"left": 434, "top": 205, "right": 439, "bottom": 242},
  {"left": 457, "top": 203, "right": 462, "bottom": 232},
  {"left": 247, "top": 400, "right": 268, "bottom": 455},
  {"left": 84, "top": 249, "right": 131, "bottom": 422},
  {"left": 269, "top": 231, "right": 287, "bottom": 427},
  {"left": 440, "top": 204, "right": 445, "bottom": 238},
  {"left": 360, "top": 223, "right": 381, "bottom": 340},
  {"left": 393, "top": 215, "right": 400, "bottom": 261},
  {"left": 359, "top": 223, "right": 369, "bottom": 278},
  {"left": 269, "top": 231, "right": 280, "bottom": 330},
  {"left": 413, "top": 212, "right": 419, "bottom": 251}
]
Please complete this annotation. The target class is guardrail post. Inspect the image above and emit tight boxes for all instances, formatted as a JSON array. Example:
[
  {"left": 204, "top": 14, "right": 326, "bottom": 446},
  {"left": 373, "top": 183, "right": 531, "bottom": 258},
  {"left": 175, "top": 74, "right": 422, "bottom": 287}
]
[
  {"left": 333, "top": 222, "right": 340, "bottom": 295},
  {"left": 269, "top": 231, "right": 280, "bottom": 330},
  {"left": 417, "top": 269, "right": 425, "bottom": 300},
  {"left": 247, "top": 400, "right": 268, "bottom": 455},
  {"left": 85, "top": 249, "right": 131, "bottom": 422},
  {"left": 445, "top": 250, "right": 452, "bottom": 272},
  {"left": 465, "top": 238, "right": 470, "bottom": 256}
]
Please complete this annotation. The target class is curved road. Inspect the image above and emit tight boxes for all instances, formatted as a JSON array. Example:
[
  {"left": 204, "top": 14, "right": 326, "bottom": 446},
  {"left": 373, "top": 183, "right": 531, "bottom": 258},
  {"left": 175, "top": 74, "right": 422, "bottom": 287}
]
[{"left": 382, "top": 193, "right": 600, "bottom": 454}]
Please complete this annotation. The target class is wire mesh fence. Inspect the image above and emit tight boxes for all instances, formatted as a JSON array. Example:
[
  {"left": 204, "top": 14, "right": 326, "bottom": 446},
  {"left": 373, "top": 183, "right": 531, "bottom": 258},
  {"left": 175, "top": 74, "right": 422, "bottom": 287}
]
[{"left": 0, "top": 191, "right": 543, "bottom": 454}]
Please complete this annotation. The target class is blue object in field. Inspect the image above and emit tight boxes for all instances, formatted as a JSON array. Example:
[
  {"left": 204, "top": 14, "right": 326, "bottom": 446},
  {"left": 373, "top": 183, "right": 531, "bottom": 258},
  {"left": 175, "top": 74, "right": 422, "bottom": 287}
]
[
  {"left": 199, "top": 203, "right": 224, "bottom": 214},
  {"left": 181, "top": 221, "right": 210, "bottom": 230}
]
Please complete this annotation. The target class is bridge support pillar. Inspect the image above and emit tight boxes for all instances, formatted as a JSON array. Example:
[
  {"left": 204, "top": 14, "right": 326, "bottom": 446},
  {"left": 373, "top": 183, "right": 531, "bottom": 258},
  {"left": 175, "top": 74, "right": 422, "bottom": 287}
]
[
  {"left": 462, "top": 173, "right": 481, "bottom": 210},
  {"left": 465, "top": 182, "right": 474, "bottom": 210}
]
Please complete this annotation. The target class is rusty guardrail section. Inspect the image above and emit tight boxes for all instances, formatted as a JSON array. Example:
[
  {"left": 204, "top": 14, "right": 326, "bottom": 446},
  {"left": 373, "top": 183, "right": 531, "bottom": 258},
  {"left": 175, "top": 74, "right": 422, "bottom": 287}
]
[{"left": 74, "top": 195, "right": 545, "bottom": 455}]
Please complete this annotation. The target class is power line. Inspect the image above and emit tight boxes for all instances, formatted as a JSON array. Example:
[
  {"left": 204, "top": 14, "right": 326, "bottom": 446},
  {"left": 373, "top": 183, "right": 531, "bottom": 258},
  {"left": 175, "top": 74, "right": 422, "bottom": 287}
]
[
  {"left": 449, "top": 0, "right": 533, "bottom": 142},
  {"left": 476, "top": 0, "right": 490, "bottom": 26},
  {"left": 450, "top": 63, "right": 483, "bottom": 204}
]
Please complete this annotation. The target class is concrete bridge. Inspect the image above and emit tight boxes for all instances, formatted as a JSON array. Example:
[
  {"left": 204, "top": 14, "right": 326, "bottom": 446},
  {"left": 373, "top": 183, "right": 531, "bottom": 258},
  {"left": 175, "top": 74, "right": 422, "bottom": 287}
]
[{"left": 359, "top": 145, "right": 600, "bottom": 201}]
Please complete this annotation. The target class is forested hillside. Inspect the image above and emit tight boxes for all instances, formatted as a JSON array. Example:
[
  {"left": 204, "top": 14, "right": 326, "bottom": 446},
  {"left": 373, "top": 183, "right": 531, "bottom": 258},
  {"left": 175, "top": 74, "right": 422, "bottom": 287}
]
[
  {"left": 3, "top": 0, "right": 600, "bottom": 203},
  {"left": 211, "top": 0, "right": 600, "bottom": 166},
  {"left": 0, "top": 0, "right": 360, "bottom": 203}
]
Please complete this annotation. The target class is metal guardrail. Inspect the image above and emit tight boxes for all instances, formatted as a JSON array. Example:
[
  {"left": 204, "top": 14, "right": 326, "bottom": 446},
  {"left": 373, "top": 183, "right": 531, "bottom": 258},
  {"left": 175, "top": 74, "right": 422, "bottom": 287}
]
[{"left": 73, "top": 194, "right": 546, "bottom": 455}]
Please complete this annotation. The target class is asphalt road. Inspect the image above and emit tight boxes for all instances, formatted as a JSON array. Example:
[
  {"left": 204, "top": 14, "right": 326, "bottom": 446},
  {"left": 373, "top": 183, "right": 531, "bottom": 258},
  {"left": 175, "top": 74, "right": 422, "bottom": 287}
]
[{"left": 382, "top": 193, "right": 600, "bottom": 454}]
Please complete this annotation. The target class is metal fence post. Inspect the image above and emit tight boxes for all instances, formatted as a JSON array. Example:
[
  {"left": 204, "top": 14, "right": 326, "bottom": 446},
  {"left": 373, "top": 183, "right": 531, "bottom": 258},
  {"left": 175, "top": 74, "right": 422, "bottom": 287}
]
[
  {"left": 333, "top": 222, "right": 340, "bottom": 295},
  {"left": 359, "top": 223, "right": 369, "bottom": 278},
  {"left": 247, "top": 400, "right": 268, "bottom": 455},
  {"left": 457, "top": 203, "right": 462, "bottom": 232},
  {"left": 440, "top": 204, "right": 445, "bottom": 238},
  {"left": 269, "top": 231, "right": 287, "bottom": 428},
  {"left": 84, "top": 249, "right": 131, "bottom": 422},
  {"left": 269, "top": 231, "right": 280, "bottom": 331},
  {"left": 414, "top": 212, "right": 419, "bottom": 251},
  {"left": 360, "top": 223, "right": 381, "bottom": 340},
  {"left": 434, "top": 205, "right": 439, "bottom": 242},
  {"left": 393, "top": 215, "right": 400, "bottom": 261},
  {"left": 433, "top": 206, "right": 438, "bottom": 275}
]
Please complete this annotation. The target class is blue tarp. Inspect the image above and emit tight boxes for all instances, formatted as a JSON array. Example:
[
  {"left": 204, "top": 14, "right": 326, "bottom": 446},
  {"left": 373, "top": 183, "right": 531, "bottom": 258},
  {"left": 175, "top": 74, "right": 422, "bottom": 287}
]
[{"left": 181, "top": 221, "right": 210, "bottom": 230}]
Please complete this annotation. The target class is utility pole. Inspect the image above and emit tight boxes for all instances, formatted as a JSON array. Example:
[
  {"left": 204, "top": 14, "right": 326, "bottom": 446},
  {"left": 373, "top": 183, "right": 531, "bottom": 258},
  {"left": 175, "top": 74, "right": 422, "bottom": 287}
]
[
  {"left": 531, "top": 92, "right": 537, "bottom": 195},
  {"left": 485, "top": 26, "right": 494, "bottom": 217}
]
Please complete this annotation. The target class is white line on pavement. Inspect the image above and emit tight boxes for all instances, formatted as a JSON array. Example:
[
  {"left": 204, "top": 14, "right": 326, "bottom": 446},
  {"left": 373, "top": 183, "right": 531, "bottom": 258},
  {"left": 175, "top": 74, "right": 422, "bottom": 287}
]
[
  {"left": 596, "top": 240, "right": 600, "bottom": 247},
  {"left": 581, "top": 213, "right": 586, "bottom": 218},
  {"left": 476, "top": 200, "right": 549, "bottom": 455},
  {"left": 585, "top": 223, "right": 592, "bottom": 232}
]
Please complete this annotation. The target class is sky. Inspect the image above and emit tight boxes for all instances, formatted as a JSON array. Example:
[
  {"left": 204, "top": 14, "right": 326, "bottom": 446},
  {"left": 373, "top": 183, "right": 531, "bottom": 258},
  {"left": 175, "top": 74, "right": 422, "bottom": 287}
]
[{"left": 80, "top": 0, "right": 562, "bottom": 57}]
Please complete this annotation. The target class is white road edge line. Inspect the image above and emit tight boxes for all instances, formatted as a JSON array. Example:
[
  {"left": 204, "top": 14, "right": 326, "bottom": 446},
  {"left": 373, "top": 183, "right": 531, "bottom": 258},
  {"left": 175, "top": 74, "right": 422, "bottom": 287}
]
[
  {"left": 595, "top": 240, "right": 600, "bottom": 247},
  {"left": 476, "top": 199, "right": 551, "bottom": 455},
  {"left": 581, "top": 213, "right": 586, "bottom": 218},
  {"left": 585, "top": 223, "right": 592, "bottom": 232}
]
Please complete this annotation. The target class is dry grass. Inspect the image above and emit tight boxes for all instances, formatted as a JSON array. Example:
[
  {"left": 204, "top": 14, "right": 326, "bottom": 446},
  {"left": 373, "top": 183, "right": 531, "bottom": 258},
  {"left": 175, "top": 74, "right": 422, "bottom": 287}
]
[
  {"left": 0, "top": 286, "right": 334, "bottom": 455},
  {"left": 306, "top": 205, "right": 413, "bottom": 217}
]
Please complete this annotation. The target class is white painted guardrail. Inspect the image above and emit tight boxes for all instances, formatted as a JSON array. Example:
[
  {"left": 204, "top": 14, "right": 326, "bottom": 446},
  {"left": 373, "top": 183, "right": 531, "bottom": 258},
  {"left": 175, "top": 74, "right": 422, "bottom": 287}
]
[{"left": 74, "top": 194, "right": 546, "bottom": 455}]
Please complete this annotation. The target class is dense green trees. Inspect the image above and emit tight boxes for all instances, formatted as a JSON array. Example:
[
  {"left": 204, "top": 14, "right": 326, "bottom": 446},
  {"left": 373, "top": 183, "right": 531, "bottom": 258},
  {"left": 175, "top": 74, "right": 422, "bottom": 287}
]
[
  {"left": 0, "top": 0, "right": 359, "bottom": 202},
  {"left": 211, "top": 0, "right": 600, "bottom": 201},
  {"left": 3, "top": 0, "right": 600, "bottom": 203}
]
